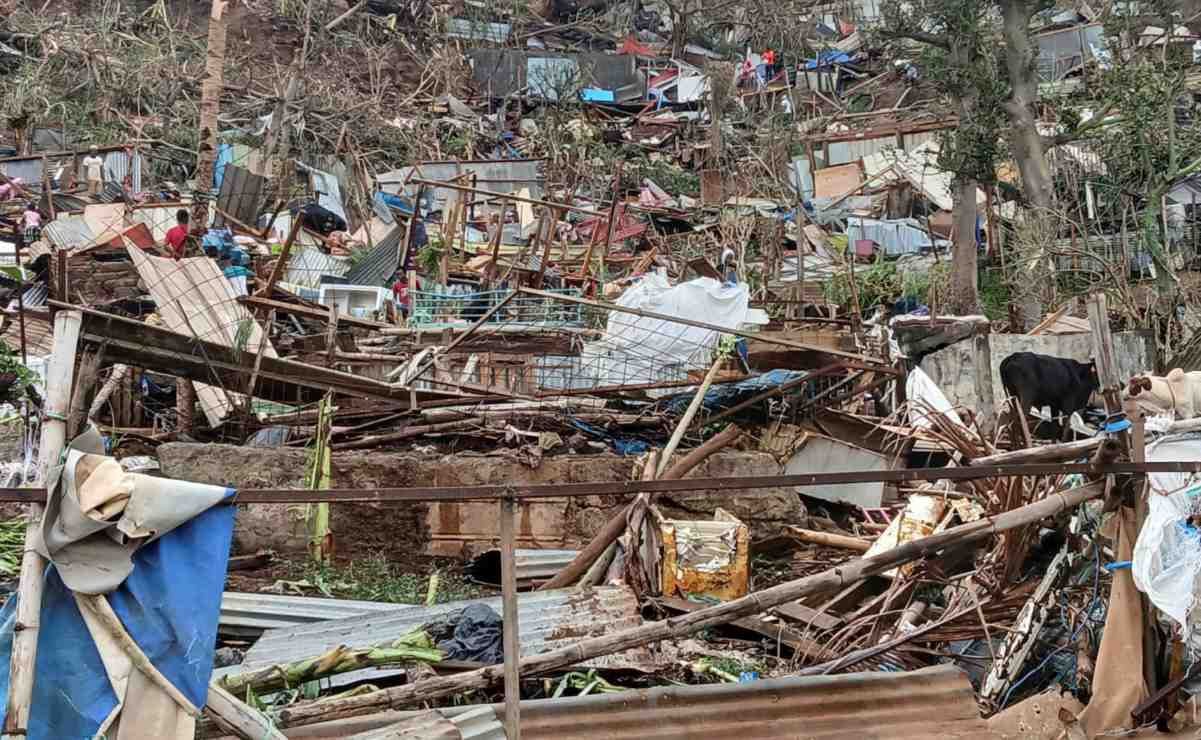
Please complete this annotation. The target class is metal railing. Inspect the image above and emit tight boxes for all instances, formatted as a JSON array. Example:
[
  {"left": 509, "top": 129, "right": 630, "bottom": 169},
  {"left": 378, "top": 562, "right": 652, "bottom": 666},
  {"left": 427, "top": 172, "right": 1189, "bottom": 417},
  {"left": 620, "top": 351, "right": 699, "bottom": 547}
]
[{"left": 409, "top": 287, "right": 584, "bottom": 329}]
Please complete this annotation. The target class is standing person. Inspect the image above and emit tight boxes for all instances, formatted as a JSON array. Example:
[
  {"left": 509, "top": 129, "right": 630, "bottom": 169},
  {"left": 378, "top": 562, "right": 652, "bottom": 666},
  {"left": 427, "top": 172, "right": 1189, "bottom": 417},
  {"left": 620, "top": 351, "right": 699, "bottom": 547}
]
[
  {"left": 82, "top": 145, "right": 105, "bottom": 197},
  {"left": 763, "top": 48, "right": 777, "bottom": 80},
  {"left": 164, "top": 209, "right": 190, "bottom": 260},
  {"left": 22, "top": 203, "right": 41, "bottom": 246}
]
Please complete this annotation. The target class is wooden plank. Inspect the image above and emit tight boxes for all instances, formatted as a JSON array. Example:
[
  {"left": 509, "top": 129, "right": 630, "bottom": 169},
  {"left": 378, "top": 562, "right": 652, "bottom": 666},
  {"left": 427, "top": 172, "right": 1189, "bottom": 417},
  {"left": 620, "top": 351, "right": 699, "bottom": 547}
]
[
  {"left": 500, "top": 497, "right": 521, "bottom": 740},
  {"left": 55, "top": 301, "right": 467, "bottom": 407}
]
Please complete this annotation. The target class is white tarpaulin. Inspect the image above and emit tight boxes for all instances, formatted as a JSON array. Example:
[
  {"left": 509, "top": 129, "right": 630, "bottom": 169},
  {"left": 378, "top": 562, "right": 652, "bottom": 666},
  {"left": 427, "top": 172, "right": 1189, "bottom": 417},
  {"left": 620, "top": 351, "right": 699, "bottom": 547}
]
[
  {"left": 577, "top": 273, "right": 762, "bottom": 391},
  {"left": 1132, "top": 434, "right": 1201, "bottom": 633},
  {"left": 906, "top": 366, "right": 966, "bottom": 429}
]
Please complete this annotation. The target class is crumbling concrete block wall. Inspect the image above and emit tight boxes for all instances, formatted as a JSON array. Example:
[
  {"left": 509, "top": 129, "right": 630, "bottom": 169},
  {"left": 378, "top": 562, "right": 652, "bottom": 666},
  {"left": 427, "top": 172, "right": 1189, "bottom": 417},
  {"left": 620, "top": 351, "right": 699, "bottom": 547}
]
[
  {"left": 920, "top": 330, "right": 1155, "bottom": 419},
  {"left": 157, "top": 445, "right": 805, "bottom": 558}
]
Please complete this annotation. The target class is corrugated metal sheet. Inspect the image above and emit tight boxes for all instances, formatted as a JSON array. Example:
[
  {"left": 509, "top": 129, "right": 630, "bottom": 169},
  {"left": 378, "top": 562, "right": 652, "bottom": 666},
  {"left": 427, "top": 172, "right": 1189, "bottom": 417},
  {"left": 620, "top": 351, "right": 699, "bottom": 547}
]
[
  {"left": 0, "top": 157, "right": 44, "bottom": 183},
  {"left": 303, "top": 164, "right": 348, "bottom": 223},
  {"left": 345, "top": 710, "right": 460, "bottom": 740},
  {"left": 0, "top": 310, "right": 53, "bottom": 357},
  {"left": 131, "top": 203, "right": 189, "bottom": 243},
  {"left": 447, "top": 18, "right": 511, "bottom": 42},
  {"left": 467, "top": 548, "right": 579, "bottom": 587},
  {"left": 451, "top": 707, "right": 504, "bottom": 740},
  {"left": 214, "top": 164, "right": 267, "bottom": 229},
  {"left": 331, "top": 707, "right": 503, "bottom": 740},
  {"left": 377, "top": 159, "right": 545, "bottom": 216},
  {"left": 344, "top": 224, "right": 404, "bottom": 287},
  {"left": 518, "top": 665, "right": 994, "bottom": 739},
  {"left": 42, "top": 215, "right": 96, "bottom": 250},
  {"left": 128, "top": 248, "right": 277, "bottom": 426},
  {"left": 254, "top": 666, "right": 991, "bottom": 740},
  {"left": 98, "top": 149, "right": 143, "bottom": 193},
  {"left": 220, "top": 592, "right": 402, "bottom": 635},
  {"left": 467, "top": 50, "right": 639, "bottom": 100},
  {"left": 285, "top": 244, "right": 353, "bottom": 289},
  {"left": 216, "top": 586, "right": 660, "bottom": 682},
  {"left": 827, "top": 136, "right": 894, "bottom": 166}
]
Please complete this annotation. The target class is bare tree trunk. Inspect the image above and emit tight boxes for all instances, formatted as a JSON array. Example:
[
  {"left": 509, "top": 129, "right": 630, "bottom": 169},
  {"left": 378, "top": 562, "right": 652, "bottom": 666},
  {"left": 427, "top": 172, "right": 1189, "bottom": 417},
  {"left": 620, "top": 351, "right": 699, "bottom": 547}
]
[
  {"left": 948, "top": 39, "right": 980, "bottom": 316},
  {"left": 191, "top": 0, "right": 232, "bottom": 231},
  {"left": 950, "top": 176, "right": 980, "bottom": 314},
  {"left": 1000, "top": 0, "right": 1054, "bottom": 327}
]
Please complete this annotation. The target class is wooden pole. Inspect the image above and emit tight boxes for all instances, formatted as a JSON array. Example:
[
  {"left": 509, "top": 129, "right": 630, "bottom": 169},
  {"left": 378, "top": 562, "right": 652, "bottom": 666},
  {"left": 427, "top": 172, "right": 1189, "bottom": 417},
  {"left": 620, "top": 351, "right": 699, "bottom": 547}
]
[
  {"left": 657, "top": 355, "right": 727, "bottom": 478},
  {"left": 785, "top": 526, "right": 872, "bottom": 552},
  {"left": 273, "top": 479, "right": 1107, "bottom": 728},
  {"left": 3, "top": 309, "right": 82, "bottom": 735},
  {"left": 500, "top": 496, "right": 521, "bottom": 740}
]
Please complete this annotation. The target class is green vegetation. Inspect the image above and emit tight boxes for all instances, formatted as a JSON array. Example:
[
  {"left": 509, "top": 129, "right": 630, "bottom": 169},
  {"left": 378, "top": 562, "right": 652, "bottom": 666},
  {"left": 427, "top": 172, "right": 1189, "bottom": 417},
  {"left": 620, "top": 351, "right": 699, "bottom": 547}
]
[
  {"left": 285, "top": 555, "right": 483, "bottom": 604},
  {"left": 0, "top": 518, "right": 26, "bottom": 577}
]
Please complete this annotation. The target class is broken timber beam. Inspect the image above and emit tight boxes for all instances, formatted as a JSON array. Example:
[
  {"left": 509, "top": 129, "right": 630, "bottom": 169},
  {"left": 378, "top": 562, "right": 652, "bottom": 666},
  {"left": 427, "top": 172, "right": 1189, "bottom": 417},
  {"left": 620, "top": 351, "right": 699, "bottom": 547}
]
[
  {"left": 271, "top": 480, "right": 1107, "bottom": 728},
  {"left": 53, "top": 302, "right": 465, "bottom": 408}
]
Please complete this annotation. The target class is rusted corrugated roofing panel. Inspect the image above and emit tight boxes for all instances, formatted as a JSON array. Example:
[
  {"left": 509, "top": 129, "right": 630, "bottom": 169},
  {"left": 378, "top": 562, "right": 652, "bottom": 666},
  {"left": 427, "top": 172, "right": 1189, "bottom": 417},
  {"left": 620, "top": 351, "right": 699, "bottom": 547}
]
[{"left": 518, "top": 665, "right": 995, "bottom": 739}]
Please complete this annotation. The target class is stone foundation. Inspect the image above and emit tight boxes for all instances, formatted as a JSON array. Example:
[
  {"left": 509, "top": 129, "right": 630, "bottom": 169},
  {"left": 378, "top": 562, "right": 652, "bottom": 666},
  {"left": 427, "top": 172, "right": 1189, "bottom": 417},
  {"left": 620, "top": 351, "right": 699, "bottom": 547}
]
[{"left": 157, "top": 444, "right": 806, "bottom": 557}]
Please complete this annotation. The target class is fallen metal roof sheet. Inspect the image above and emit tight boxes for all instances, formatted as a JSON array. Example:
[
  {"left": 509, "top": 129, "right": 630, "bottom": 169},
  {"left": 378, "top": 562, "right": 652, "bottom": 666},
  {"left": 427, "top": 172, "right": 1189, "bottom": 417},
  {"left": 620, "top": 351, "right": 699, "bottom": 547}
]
[
  {"left": 345, "top": 707, "right": 504, "bottom": 740},
  {"left": 219, "top": 586, "right": 660, "bottom": 680},
  {"left": 344, "top": 223, "right": 404, "bottom": 287},
  {"left": 245, "top": 666, "right": 993, "bottom": 740},
  {"left": 516, "top": 664, "right": 994, "bottom": 739},
  {"left": 285, "top": 244, "right": 352, "bottom": 289},
  {"left": 467, "top": 548, "right": 579, "bottom": 587},
  {"left": 220, "top": 591, "right": 402, "bottom": 635},
  {"left": 128, "top": 248, "right": 277, "bottom": 426},
  {"left": 42, "top": 215, "right": 96, "bottom": 251}
]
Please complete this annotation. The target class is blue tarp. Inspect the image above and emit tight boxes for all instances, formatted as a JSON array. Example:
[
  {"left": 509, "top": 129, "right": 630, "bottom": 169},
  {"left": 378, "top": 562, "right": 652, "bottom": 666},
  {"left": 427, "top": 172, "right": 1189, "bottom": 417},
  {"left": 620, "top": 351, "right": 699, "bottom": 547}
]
[
  {"left": 659, "top": 369, "right": 818, "bottom": 417},
  {"left": 804, "top": 51, "right": 853, "bottom": 70},
  {"left": 568, "top": 420, "right": 649, "bottom": 456},
  {"left": 214, "top": 143, "right": 234, "bottom": 191},
  {"left": 0, "top": 499, "right": 236, "bottom": 740}
]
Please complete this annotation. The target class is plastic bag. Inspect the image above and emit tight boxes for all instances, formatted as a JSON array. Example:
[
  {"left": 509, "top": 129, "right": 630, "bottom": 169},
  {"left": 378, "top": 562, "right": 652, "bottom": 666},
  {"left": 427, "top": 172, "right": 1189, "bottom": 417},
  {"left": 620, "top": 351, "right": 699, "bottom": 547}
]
[{"left": 1132, "top": 435, "right": 1201, "bottom": 631}]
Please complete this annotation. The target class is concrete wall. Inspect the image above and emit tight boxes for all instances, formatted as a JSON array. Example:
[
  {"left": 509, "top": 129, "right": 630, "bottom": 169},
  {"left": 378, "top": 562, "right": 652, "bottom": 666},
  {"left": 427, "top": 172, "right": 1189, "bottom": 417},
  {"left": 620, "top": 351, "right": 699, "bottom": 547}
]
[
  {"left": 157, "top": 444, "right": 805, "bottom": 558},
  {"left": 920, "top": 330, "right": 1155, "bottom": 418}
]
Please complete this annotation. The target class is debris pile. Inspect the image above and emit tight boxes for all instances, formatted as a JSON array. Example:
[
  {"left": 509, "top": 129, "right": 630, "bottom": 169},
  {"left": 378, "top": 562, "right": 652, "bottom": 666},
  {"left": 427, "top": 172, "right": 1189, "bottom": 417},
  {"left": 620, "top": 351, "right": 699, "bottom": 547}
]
[{"left": 1, "top": 0, "right": 1201, "bottom": 738}]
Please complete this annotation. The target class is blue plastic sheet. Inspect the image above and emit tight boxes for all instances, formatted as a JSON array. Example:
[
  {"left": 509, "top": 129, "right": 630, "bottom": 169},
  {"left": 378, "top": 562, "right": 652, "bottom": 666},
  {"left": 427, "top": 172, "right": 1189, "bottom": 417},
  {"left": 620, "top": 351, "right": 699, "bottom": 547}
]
[
  {"left": 568, "top": 419, "right": 649, "bottom": 456},
  {"left": 659, "top": 369, "right": 814, "bottom": 417},
  {"left": 0, "top": 499, "right": 236, "bottom": 740},
  {"left": 804, "top": 51, "right": 853, "bottom": 70},
  {"left": 214, "top": 143, "right": 234, "bottom": 191}
]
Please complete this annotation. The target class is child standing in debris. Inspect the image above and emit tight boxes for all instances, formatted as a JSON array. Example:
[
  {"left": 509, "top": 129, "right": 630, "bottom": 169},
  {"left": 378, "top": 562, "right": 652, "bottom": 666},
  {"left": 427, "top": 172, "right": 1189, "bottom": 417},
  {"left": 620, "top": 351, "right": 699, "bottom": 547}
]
[
  {"left": 21, "top": 203, "right": 41, "bottom": 246},
  {"left": 165, "top": 209, "right": 190, "bottom": 260},
  {"left": 82, "top": 145, "right": 105, "bottom": 197}
]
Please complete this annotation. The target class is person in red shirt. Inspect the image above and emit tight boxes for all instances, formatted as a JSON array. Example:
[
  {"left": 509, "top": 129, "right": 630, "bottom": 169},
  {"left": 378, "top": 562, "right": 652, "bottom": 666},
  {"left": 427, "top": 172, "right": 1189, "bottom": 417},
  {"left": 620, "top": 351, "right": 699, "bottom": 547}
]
[{"left": 164, "top": 209, "right": 190, "bottom": 260}]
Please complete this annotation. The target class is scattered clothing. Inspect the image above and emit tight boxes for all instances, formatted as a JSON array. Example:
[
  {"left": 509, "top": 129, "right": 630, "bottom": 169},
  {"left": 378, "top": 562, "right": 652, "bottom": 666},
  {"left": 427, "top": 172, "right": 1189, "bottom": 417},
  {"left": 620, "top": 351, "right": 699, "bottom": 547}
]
[{"left": 434, "top": 604, "right": 504, "bottom": 665}]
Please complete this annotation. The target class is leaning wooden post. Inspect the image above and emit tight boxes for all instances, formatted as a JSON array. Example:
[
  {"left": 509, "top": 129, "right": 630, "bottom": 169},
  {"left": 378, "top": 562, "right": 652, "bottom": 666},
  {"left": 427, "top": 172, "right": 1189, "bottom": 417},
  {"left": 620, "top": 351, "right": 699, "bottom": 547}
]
[
  {"left": 4, "top": 309, "right": 82, "bottom": 735},
  {"left": 499, "top": 494, "right": 521, "bottom": 740},
  {"left": 656, "top": 352, "right": 727, "bottom": 478}
]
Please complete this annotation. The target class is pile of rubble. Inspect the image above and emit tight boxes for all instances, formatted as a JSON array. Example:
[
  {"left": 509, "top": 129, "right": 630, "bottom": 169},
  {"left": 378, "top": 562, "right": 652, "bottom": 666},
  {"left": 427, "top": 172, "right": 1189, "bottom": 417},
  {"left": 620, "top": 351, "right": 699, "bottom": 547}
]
[{"left": 2, "top": 1, "right": 1201, "bottom": 739}]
